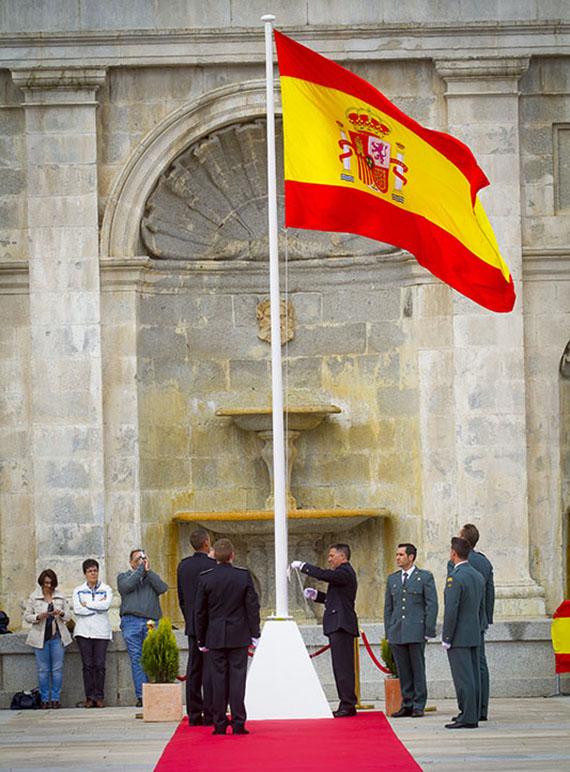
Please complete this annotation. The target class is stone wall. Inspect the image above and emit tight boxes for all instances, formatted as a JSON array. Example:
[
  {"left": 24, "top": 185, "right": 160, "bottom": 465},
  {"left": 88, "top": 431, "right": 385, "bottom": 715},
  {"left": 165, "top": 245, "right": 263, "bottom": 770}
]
[{"left": 0, "top": 621, "right": 566, "bottom": 708}]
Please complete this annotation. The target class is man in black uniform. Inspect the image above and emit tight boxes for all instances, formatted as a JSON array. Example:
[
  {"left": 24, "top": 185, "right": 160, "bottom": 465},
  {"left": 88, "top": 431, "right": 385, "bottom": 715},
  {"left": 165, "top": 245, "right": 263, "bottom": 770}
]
[
  {"left": 384, "top": 543, "right": 438, "bottom": 718},
  {"left": 195, "top": 538, "right": 260, "bottom": 735},
  {"left": 177, "top": 527, "right": 215, "bottom": 726},
  {"left": 291, "top": 543, "right": 358, "bottom": 718},
  {"left": 442, "top": 536, "right": 485, "bottom": 729}
]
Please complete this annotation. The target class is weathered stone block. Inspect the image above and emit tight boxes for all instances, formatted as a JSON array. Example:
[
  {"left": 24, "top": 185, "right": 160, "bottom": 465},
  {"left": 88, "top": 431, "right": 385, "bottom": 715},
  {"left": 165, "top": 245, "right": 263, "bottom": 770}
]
[
  {"left": 322, "top": 289, "right": 401, "bottom": 323},
  {"left": 25, "top": 134, "right": 97, "bottom": 165}
]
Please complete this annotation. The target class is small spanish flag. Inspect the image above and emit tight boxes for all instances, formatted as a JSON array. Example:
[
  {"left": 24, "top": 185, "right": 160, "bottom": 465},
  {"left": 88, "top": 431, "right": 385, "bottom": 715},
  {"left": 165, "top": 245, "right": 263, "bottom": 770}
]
[
  {"left": 275, "top": 31, "right": 516, "bottom": 313},
  {"left": 552, "top": 600, "right": 570, "bottom": 674}
]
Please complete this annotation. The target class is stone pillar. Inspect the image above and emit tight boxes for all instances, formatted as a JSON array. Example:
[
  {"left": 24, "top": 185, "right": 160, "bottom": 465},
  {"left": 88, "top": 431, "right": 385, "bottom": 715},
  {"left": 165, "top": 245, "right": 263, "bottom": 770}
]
[
  {"left": 434, "top": 58, "right": 545, "bottom": 616},
  {"left": 12, "top": 68, "right": 107, "bottom": 587}
]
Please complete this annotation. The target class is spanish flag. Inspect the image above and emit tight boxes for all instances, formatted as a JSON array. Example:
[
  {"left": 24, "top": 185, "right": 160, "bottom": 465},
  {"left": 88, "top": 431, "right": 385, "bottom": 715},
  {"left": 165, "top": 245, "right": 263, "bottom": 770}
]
[
  {"left": 275, "top": 31, "right": 516, "bottom": 313},
  {"left": 552, "top": 600, "right": 570, "bottom": 674}
]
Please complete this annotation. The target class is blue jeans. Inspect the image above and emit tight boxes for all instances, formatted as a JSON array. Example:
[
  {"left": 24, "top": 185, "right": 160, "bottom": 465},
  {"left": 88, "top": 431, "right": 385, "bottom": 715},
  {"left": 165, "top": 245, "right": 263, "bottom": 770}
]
[
  {"left": 34, "top": 637, "right": 65, "bottom": 702},
  {"left": 120, "top": 615, "right": 154, "bottom": 699}
]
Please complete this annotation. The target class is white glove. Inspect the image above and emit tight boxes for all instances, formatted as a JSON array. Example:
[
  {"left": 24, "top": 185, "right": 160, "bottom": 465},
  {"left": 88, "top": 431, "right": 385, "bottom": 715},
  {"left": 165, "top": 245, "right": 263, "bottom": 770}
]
[
  {"left": 441, "top": 642, "right": 451, "bottom": 651},
  {"left": 304, "top": 588, "right": 318, "bottom": 601},
  {"left": 198, "top": 646, "right": 209, "bottom": 653},
  {"left": 251, "top": 637, "right": 259, "bottom": 648},
  {"left": 290, "top": 560, "right": 305, "bottom": 571}
]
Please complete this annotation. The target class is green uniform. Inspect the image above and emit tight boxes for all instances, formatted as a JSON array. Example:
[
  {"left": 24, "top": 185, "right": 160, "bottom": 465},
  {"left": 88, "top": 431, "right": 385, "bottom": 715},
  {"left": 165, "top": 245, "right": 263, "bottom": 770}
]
[
  {"left": 384, "top": 566, "right": 438, "bottom": 711},
  {"left": 442, "top": 562, "right": 485, "bottom": 726}
]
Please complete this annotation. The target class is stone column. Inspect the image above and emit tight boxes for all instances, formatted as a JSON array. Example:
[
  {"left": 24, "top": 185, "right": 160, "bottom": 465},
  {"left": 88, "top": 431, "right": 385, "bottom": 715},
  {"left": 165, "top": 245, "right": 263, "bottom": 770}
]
[
  {"left": 12, "top": 68, "right": 107, "bottom": 587},
  {"left": 434, "top": 58, "right": 545, "bottom": 617}
]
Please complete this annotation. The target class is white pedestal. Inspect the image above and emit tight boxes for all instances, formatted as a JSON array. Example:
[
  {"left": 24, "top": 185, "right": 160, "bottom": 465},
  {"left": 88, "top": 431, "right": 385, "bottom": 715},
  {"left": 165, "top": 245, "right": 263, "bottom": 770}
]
[{"left": 245, "top": 617, "right": 333, "bottom": 719}]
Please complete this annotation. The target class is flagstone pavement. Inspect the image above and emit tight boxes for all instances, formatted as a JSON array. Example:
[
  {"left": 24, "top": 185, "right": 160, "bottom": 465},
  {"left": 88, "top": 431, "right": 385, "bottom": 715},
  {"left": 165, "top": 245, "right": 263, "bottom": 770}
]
[{"left": 0, "top": 697, "right": 569, "bottom": 771}]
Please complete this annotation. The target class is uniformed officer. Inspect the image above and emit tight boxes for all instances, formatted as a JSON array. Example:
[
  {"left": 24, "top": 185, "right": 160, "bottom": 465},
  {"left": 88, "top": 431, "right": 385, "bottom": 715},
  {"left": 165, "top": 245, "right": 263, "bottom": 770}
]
[
  {"left": 384, "top": 543, "right": 438, "bottom": 718},
  {"left": 177, "top": 527, "right": 215, "bottom": 726},
  {"left": 460, "top": 523, "right": 494, "bottom": 722},
  {"left": 195, "top": 538, "right": 261, "bottom": 735},
  {"left": 290, "top": 543, "right": 359, "bottom": 717},
  {"left": 442, "top": 536, "right": 485, "bottom": 729}
]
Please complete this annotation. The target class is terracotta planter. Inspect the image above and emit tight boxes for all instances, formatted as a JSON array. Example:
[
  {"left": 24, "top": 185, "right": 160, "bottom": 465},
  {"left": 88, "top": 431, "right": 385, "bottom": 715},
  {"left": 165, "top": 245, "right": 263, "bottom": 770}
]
[
  {"left": 142, "top": 682, "right": 183, "bottom": 722},
  {"left": 383, "top": 676, "right": 402, "bottom": 717}
]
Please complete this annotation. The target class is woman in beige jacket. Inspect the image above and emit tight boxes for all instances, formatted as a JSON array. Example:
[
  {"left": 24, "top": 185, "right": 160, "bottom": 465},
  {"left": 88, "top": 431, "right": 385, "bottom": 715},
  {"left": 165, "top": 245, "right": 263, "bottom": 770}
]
[{"left": 23, "top": 569, "right": 72, "bottom": 708}]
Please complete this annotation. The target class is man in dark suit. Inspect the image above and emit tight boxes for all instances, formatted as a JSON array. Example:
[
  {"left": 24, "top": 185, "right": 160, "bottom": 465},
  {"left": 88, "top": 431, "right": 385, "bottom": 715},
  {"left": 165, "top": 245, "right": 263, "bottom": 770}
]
[
  {"left": 291, "top": 543, "right": 359, "bottom": 718},
  {"left": 460, "top": 523, "right": 494, "bottom": 721},
  {"left": 442, "top": 536, "right": 485, "bottom": 729},
  {"left": 384, "top": 543, "right": 438, "bottom": 718},
  {"left": 195, "top": 538, "right": 260, "bottom": 735},
  {"left": 177, "top": 527, "right": 215, "bottom": 726}
]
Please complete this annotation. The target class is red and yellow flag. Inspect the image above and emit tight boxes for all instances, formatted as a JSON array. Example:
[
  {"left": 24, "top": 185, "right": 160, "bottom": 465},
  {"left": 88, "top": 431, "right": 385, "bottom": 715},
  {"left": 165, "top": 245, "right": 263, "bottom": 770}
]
[
  {"left": 552, "top": 600, "right": 570, "bottom": 674},
  {"left": 275, "top": 31, "right": 516, "bottom": 313}
]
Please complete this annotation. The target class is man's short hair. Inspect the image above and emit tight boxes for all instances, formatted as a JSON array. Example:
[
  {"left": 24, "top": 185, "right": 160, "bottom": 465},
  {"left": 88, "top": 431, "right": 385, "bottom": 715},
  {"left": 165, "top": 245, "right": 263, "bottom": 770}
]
[
  {"left": 82, "top": 558, "right": 99, "bottom": 574},
  {"left": 451, "top": 536, "right": 471, "bottom": 560},
  {"left": 460, "top": 523, "right": 479, "bottom": 548},
  {"left": 129, "top": 549, "right": 143, "bottom": 561},
  {"left": 213, "top": 538, "right": 234, "bottom": 564},
  {"left": 190, "top": 528, "right": 210, "bottom": 551},
  {"left": 397, "top": 543, "right": 417, "bottom": 561},
  {"left": 330, "top": 543, "right": 351, "bottom": 561}
]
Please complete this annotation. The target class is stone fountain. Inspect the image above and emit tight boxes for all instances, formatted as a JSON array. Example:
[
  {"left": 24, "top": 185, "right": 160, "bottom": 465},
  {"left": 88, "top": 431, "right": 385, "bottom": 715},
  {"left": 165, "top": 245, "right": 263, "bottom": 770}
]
[{"left": 172, "top": 403, "right": 387, "bottom": 620}]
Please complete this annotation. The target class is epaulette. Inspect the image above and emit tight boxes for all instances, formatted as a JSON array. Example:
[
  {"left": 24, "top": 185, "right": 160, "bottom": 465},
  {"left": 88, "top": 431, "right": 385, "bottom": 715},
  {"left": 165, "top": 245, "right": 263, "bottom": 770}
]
[{"left": 199, "top": 568, "right": 214, "bottom": 575}]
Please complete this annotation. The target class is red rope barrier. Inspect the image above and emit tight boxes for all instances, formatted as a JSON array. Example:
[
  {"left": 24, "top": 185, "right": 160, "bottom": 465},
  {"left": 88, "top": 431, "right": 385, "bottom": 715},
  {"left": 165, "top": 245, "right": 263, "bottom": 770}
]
[
  {"left": 360, "top": 630, "right": 392, "bottom": 675},
  {"left": 309, "top": 644, "right": 331, "bottom": 659}
]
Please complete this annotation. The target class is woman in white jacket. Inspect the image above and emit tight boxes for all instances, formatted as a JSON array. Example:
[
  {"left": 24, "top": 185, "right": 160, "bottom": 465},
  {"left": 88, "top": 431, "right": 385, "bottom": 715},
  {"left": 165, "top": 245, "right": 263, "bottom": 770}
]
[{"left": 72, "top": 559, "right": 113, "bottom": 708}]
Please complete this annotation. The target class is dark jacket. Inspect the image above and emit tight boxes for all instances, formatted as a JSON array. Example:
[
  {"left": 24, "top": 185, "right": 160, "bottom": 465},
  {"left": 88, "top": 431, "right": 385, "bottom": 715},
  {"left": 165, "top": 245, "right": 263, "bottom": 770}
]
[
  {"left": 447, "top": 549, "right": 494, "bottom": 629},
  {"left": 117, "top": 563, "right": 168, "bottom": 620},
  {"left": 195, "top": 563, "right": 261, "bottom": 650},
  {"left": 177, "top": 552, "right": 216, "bottom": 636},
  {"left": 300, "top": 561, "right": 358, "bottom": 637},
  {"left": 442, "top": 562, "right": 485, "bottom": 647},
  {"left": 384, "top": 567, "right": 438, "bottom": 644}
]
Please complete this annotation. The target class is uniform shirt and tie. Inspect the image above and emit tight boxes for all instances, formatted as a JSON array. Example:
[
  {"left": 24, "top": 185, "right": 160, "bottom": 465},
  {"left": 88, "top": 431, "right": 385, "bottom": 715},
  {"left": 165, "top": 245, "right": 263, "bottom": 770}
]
[{"left": 384, "top": 564, "right": 438, "bottom": 713}]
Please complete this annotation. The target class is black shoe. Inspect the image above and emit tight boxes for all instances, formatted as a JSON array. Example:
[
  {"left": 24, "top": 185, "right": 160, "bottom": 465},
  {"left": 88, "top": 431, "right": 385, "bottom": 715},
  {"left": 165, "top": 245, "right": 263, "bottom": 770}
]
[
  {"left": 188, "top": 716, "right": 203, "bottom": 726},
  {"left": 479, "top": 716, "right": 488, "bottom": 721},
  {"left": 391, "top": 706, "right": 413, "bottom": 718},
  {"left": 445, "top": 721, "right": 478, "bottom": 729},
  {"left": 411, "top": 709, "right": 424, "bottom": 718},
  {"left": 212, "top": 728, "right": 227, "bottom": 735},
  {"left": 135, "top": 698, "right": 143, "bottom": 708},
  {"left": 333, "top": 707, "right": 357, "bottom": 718},
  {"left": 233, "top": 727, "right": 249, "bottom": 735}
]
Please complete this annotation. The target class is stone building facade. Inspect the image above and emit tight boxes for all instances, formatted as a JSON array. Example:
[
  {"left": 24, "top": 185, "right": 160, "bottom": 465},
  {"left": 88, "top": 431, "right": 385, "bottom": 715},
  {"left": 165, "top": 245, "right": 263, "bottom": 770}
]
[{"left": 0, "top": 1, "right": 569, "bottom": 654}]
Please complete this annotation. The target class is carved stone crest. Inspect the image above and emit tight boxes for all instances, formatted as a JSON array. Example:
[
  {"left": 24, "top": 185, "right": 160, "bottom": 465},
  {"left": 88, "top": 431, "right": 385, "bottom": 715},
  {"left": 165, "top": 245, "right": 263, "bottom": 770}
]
[{"left": 256, "top": 299, "right": 295, "bottom": 346}]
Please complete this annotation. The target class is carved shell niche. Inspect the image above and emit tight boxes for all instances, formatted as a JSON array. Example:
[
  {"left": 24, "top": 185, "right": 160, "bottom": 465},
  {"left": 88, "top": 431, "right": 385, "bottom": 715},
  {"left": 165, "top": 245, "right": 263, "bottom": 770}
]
[{"left": 140, "top": 119, "right": 398, "bottom": 261}]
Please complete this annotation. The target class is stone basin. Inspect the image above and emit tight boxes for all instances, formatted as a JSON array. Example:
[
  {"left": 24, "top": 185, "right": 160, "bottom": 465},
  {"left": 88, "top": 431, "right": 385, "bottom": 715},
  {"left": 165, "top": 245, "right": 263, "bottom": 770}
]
[
  {"left": 215, "top": 404, "right": 341, "bottom": 432},
  {"left": 172, "top": 507, "right": 387, "bottom": 535}
]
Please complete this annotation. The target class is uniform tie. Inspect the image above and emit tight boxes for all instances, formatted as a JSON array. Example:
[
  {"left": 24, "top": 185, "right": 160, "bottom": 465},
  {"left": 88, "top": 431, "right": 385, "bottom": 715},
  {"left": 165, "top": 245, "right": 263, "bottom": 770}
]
[{"left": 402, "top": 571, "right": 408, "bottom": 587}]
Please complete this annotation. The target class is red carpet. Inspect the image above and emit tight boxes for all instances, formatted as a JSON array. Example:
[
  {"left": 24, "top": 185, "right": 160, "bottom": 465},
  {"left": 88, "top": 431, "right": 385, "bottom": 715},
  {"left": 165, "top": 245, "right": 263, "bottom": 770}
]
[{"left": 154, "top": 711, "right": 421, "bottom": 771}]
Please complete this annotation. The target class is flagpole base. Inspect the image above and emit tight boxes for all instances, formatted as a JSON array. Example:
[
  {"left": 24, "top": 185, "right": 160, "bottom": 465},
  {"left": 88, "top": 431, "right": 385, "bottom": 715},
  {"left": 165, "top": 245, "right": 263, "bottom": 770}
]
[{"left": 245, "top": 617, "right": 333, "bottom": 719}]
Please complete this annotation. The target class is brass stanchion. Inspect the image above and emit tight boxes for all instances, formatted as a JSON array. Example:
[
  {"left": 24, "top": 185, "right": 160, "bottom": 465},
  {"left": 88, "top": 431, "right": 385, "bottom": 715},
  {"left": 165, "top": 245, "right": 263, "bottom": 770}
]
[{"left": 354, "top": 636, "right": 374, "bottom": 710}]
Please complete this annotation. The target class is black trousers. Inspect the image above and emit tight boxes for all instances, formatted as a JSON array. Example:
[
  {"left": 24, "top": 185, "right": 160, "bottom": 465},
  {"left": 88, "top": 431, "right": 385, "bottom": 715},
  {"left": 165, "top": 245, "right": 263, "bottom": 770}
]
[
  {"left": 390, "top": 642, "right": 427, "bottom": 711},
  {"left": 209, "top": 646, "right": 248, "bottom": 731},
  {"left": 329, "top": 630, "right": 357, "bottom": 711},
  {"left": 186, "top": 635, "right": 213, "bottom": 721},
  {"left": 479, "top": 631, "right": 489, "bottom": 719},
  {"left": 75, "top": 636, "right": 109, "bottom": 701}
]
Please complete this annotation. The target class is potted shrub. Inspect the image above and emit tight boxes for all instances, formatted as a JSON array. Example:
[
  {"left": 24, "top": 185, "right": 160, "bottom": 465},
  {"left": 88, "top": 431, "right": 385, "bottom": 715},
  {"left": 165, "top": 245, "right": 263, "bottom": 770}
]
[
  {"left": 381, "top": 638, "right": 402, "bottom": 716},
  {"left": 140, "top": 618, "right": 183, "bottom": 722}
]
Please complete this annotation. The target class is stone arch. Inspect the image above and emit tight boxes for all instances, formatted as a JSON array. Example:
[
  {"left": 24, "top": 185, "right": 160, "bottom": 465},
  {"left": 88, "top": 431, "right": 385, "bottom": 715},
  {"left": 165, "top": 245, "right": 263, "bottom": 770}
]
[{"left": 100, "top": 79, "right": 272, "bottom": 258}]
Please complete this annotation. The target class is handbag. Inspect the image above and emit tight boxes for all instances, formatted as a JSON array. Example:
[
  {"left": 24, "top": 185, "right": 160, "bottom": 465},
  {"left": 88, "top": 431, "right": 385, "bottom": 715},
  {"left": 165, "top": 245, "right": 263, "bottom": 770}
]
[{"left": 10, "top": 689, "right": 41, "bottom": 710}]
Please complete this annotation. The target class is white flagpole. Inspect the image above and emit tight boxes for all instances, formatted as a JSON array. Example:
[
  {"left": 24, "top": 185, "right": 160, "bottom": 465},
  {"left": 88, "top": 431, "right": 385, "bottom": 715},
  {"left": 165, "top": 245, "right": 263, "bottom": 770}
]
[{"left": 262, "top": 13, "right": 289, "bottom": 619}]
